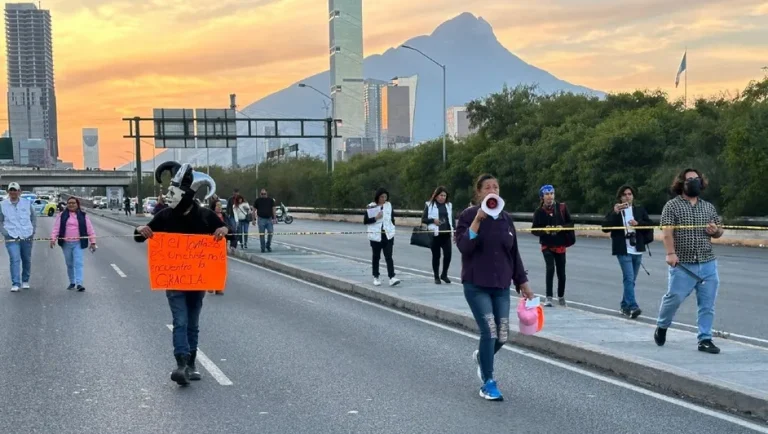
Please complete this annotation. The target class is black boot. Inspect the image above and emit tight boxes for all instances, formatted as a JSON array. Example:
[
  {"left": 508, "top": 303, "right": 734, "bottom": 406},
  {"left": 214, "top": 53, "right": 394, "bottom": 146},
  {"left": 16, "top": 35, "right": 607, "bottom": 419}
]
[
  {"left": 187, "top": 350, "right": 202, "bottom": 381},
  {"left": 171, "top": 353, "right": 190, "bottom": 385}
]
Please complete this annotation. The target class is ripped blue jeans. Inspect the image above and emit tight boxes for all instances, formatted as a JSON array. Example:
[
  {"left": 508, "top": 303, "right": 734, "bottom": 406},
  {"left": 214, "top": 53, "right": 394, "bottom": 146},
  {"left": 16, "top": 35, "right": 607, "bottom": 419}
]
[{"left": 463, "top": 283, "right": 510, "bottom": 381}]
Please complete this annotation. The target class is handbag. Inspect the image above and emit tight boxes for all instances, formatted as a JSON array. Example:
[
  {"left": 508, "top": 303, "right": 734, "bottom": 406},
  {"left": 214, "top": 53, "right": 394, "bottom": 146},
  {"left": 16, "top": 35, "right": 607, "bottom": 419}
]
[
  {"left": 558, "top": 203, "right": 576, "bottom": 248},
  {"left": 410, "top": 224, "right": 434, "bottom": 249}
]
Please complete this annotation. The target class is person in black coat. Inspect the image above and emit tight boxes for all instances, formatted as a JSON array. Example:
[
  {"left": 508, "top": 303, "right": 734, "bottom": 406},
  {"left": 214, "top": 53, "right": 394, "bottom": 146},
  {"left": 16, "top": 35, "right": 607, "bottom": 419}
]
[
  {"left": 531, "top": 185, "right": 574, "bottom": 307},
  {"left": 601, "top": 184, "right": 654, "bottom": 319}
]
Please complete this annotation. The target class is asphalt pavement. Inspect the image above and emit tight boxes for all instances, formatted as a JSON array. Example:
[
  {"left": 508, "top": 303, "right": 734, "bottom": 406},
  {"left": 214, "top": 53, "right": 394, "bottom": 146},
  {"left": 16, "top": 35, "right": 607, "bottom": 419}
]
[{"left": 2, "top": 214, "right": 762, "bottom": 433}]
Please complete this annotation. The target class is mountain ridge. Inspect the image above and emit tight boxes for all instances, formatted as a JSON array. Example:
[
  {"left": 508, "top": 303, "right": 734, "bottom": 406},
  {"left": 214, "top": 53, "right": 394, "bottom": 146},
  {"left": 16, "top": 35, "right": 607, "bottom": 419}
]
[{"left": 122, "top": 12, "right": 603, "bottom": 170}]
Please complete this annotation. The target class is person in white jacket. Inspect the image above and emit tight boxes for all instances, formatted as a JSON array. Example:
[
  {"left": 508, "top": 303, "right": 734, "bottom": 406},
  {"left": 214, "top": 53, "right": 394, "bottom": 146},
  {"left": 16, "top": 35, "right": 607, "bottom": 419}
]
[
  {"left": 421, "top": 186, "right": 454, "bottom": 284},
  {"left": 362, "top": 188, "right": 401, "bottom": 287},
  {"left": 232, "top": 196, "right": 252, "bottom": 249}
]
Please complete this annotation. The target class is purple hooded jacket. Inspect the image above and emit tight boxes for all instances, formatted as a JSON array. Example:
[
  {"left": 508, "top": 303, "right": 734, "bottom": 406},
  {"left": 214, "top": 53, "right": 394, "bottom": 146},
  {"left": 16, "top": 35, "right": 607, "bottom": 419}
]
[{"left": 455, "top": 206, "right": 528, "bottom": 290}]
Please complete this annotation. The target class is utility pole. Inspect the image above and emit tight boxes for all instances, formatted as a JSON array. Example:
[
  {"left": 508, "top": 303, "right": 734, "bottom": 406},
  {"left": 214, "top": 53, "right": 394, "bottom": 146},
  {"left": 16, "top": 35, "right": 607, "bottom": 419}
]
[
  {"left": 134, "top": 117, "right": 142, "bottom": 210},
  {"left": 230, "top": 94, "right": 239, "bottom": 168}
]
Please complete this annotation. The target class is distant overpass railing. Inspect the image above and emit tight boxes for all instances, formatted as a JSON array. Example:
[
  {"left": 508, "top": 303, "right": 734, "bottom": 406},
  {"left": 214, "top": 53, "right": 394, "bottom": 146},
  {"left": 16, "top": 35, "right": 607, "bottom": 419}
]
[{"left": 289, "top": 206, "right": 768, "bottom": 227}]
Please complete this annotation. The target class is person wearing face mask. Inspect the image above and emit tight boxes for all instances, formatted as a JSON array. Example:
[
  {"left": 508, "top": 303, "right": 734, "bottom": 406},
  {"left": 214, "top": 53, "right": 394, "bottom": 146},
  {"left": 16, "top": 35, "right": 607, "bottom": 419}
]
[
  {"left": 654, "top": 168, "right": 724, "bottom": 354},
  {"left": 602, "top": 185, "right": 654, "bottom": 318},
  {"left": 531, "top": 185, "right": 574, "bottom": 307},
  {"left": 0, "top": 182, "right": 37, "bottom": 292},
  {"left": 50, "top": 197, "right": 97, "bottom": 291},
  {"left": 134, "top": 161, "right": 229, "bottom": 386},
  {"left": 455, "top": 174, "right": 535, "bottom": 401}
]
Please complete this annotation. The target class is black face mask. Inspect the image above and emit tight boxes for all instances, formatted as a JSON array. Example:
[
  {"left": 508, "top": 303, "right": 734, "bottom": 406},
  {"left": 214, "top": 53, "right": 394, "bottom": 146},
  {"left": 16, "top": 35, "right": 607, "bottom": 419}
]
[{"left": 684, "top": 178, "right": 701, "bottom": 197}]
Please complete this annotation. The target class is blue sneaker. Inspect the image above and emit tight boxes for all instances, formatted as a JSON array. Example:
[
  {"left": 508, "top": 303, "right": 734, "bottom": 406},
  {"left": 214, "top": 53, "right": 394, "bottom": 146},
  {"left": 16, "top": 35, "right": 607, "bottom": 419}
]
[
  {"left": 473, "top": 350, "right": 485, "bottom": 383},
  {"left": 479, "top": 379, "right": 503, "bottom": 401}
]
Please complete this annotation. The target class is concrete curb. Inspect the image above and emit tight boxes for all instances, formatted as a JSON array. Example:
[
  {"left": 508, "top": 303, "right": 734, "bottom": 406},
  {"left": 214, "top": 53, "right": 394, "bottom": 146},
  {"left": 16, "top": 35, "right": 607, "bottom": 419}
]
[
  {"left": 294, "top": 213, "right": 768, "bottom": 248},
  {"left": 93, "top": 210, "right": 768, "bottom": 421}
]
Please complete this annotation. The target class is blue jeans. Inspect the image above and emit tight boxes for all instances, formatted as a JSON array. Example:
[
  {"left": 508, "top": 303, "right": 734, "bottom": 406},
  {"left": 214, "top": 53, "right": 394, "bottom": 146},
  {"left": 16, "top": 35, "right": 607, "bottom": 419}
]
[
  {"left": 656, "top": 260, "right": 719, "bottom": 342},
  {"left": 463, "top": 283, "right": 510, "bottom": 381},
  {"left": 258, "top": 217, "right": 273, "bottom": 250},
  {"left": 617, "top": 254, "right": 642, "bottom": 310},
  {"left": 61, "top": 241, "right": 85, "bottom": 285},
  {"left": 166, "top": 291, "right": 205, "bottom": 356},
  {"left": 237, "top": 221, "right": 250, "bottom": 248},
  {"left": 5, "top": 237, "right": 33, "bottom": 287}
]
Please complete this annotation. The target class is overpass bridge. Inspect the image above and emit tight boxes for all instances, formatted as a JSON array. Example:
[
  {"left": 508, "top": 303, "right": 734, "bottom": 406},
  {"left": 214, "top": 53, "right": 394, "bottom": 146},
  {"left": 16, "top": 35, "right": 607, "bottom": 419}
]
[{"left": 0, "top": 169, "right": 135, "bottom": 188}]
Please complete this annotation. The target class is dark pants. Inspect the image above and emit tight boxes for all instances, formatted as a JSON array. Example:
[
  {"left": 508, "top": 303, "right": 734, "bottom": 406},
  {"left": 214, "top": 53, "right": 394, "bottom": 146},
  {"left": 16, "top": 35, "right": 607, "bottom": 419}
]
[
  {"left": 543, "top": 249, "right": 566, "bottom": 298},
  {"left": 431, "top": 233, "right": 452, "bottom": 279},
  {"left": 370, "top": 236, "right": 395, "bottom": 279},
  {"left": 166, "top": 290, "right": 205, "bottom": 356},
  {"left": 463, "top": 283, "right": 510, "bottom": 381}
]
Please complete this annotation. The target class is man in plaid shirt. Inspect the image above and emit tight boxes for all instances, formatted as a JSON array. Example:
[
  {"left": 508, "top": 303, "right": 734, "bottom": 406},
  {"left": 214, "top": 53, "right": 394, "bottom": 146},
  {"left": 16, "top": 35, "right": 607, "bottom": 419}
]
[{"left": 654, "top": 168, "right": 724, "bottom": 354}]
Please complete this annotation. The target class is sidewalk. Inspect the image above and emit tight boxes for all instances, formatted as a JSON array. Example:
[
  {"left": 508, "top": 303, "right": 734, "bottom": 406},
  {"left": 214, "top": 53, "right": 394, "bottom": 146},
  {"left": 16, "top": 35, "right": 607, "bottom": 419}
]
[{"left": 91, "top": 209, "right": 768, "bottom": 421}]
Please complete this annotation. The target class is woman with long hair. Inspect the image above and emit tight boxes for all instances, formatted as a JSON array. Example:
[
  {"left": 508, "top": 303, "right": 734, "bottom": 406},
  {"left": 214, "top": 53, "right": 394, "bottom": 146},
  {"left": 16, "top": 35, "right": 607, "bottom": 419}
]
[
  {"left": 531, "top": 185, "right": 573, "bottom": 307},
  {"left": 363, "top": 188, "right": 401, "bottom": 287},
  {"left": 421, "top": 186, "right": 454, "bottom": 284},
  {"left": 232, "top": 196, "right": 252, "bottom": 249},
  {"left": 455, "top": 174, "right": 534, "bottom": 401},
  {"left": 50, "top": 197, "right": 97, "bottom": 292}
]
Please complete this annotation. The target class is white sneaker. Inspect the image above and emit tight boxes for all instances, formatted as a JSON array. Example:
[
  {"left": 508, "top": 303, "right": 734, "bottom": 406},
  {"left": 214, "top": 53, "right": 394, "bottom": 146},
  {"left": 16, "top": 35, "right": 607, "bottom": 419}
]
[
  {"left": 373, "top": 278, "right": 381, "bottom": 286},
  {"left": 389, "top": 277, "right": 401, "bottom": 287},
  {"left": 21, "top": 282, "right": 30, "bottom": 290},
  {"left": 10, "top": 286, "right": 19, "bottom": 292}
]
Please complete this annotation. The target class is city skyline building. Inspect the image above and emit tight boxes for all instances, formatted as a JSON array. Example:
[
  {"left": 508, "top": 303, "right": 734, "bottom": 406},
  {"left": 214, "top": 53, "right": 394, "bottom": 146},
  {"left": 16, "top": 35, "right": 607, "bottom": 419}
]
[
  {"left": 82, "top": 127, "right": 99, "bottom": 169},
  {"left": 5, "top": 3, "right": 59, "bottom": 164},
  {"left": 446, "top": 106, "right": 475, "bottom": 139},
  {"left": 328, "top": 0, "right": 365, "bottom": 162},
  {"left": 363, "top": 78, "right": 412, "bottom": 151},
  {"left": 391, "top": 75, "right": 418, "bottom": 143}
]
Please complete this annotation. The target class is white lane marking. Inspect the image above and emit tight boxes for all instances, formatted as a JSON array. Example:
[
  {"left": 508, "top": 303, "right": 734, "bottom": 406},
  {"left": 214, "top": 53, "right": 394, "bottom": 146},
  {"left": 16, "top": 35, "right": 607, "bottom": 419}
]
[
  {"left": 110, "top": 264, "right": 127, "bottom": 278},
  {"left": 274, "top": 240, "right": 768, "bottom": 347},
  {"left": 164, "top": 324, "right": 233, "bottom": 386},
  {"left": 229, "top": 256, "right": 768, "bottom": 432}
]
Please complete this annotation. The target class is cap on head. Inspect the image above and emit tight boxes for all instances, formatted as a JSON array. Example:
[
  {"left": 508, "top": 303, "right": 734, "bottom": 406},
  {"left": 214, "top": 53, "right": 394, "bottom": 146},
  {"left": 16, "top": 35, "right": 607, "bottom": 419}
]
[
  {"left": 539, "top": 184, "right": 554, "bottom": 198},
  {"left": 7, "top": 182, "right": 20, "bottom": 191}
]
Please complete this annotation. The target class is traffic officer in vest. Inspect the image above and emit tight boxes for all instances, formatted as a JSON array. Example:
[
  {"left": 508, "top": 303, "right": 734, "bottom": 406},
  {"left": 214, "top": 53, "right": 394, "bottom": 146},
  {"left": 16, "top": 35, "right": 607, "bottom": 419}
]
[{"left": 0, "top": 182, "right": 37, "bottom": 292}]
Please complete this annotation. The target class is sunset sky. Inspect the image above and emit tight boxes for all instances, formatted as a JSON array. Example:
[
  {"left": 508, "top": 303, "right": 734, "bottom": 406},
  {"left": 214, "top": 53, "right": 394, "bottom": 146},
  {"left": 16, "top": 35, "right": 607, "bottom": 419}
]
[{"left": 1, "top": 0, "right": 766, "bottom": 169}]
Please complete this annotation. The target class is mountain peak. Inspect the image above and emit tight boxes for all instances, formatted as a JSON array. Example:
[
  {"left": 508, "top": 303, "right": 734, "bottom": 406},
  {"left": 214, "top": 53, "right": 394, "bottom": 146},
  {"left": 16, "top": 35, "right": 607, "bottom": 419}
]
[{"left": 431, "top": 12, "right": 494, "bottom": 40}]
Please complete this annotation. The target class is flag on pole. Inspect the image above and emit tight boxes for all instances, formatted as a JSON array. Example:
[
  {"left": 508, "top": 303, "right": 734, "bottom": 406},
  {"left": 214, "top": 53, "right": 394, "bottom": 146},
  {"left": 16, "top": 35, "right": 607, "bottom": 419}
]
[{"left": 675, "top": 50, "right": 687, "bottom": 88}]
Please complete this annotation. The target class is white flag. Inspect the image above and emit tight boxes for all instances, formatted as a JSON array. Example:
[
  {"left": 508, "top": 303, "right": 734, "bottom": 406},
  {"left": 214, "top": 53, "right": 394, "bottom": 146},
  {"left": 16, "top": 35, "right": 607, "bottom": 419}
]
[{"left": 675, "top": 51, "right": 687, "bottom": 88}]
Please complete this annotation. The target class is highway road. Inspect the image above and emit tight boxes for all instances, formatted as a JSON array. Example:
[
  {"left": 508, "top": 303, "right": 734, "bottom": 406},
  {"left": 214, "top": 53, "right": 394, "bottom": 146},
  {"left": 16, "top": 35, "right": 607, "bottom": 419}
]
[
  {"left": 262, "top": 219, "right": 768, "bottom": 344},
  {"left": 0, "top": 215, "right": 765, "bottom": 433}
]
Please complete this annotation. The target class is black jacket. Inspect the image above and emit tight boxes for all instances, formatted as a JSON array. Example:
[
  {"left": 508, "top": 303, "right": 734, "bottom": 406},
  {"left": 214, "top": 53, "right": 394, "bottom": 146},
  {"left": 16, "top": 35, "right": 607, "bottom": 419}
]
[
  {"left": 532, "top": 202, "right": 574, "bottom": 247},
  {"left": 601, "top": 205, "right": 654, "bottom": 256}
]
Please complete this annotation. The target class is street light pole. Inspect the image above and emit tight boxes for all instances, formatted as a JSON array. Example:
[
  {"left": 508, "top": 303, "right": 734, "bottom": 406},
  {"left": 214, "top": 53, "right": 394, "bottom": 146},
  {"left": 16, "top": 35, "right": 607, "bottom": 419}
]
[
  {"left": 401, "top": 44, "right": 447, "bottom": 164},
  {"left": 298, "top": 83, "right": 336, "bottom": 171}
]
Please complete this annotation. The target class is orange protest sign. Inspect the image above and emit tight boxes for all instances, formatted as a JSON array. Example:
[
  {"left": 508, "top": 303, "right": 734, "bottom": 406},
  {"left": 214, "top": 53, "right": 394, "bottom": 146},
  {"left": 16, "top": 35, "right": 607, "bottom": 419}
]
[{"left": 147, "top": 232, "right": 227, "bottom": 291}]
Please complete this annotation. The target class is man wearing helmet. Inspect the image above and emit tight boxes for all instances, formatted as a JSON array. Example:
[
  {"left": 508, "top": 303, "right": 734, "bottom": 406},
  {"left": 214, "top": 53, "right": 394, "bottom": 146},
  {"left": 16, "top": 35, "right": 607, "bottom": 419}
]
[{"left": 134, "top": 161, "right": 228, "bottom": 386}]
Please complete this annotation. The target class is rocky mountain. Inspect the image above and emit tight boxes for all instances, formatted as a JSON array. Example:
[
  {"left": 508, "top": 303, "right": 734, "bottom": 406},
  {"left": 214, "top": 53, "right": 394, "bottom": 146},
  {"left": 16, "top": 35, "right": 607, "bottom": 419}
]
[{"left": 123, "top": 12, "right": 602, "bottom": 170}]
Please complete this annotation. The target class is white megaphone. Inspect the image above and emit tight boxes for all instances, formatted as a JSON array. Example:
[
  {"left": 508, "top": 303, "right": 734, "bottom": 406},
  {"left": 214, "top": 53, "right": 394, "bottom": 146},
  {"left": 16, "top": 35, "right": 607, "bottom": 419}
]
[{"left": 481, "top": 193, "right": 505, "bottom": 218}]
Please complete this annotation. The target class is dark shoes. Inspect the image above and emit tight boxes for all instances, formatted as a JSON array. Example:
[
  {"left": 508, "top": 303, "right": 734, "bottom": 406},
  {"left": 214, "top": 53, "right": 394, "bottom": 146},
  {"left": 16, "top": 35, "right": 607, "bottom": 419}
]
[
  {"left": 171, "top": 354, "right": 190, "bottom": 386},
  {"left": 621, "top": 308, "right": 642, "bottom": 319},
  {"left": 187, "top": 350, "right": 202, "bottom": 381},
  {"left": 698, "top": 339, "right": 721, "bottom": 354},
  {"left": 654, "top": 327, "right": 720, "bottom": 354}
]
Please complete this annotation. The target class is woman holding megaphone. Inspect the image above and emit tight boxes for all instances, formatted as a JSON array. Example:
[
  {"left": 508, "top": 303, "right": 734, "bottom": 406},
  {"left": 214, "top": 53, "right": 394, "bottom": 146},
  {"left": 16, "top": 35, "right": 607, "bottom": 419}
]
[{"left": 455, "top": 174, "right": 535, "bottom": 401}]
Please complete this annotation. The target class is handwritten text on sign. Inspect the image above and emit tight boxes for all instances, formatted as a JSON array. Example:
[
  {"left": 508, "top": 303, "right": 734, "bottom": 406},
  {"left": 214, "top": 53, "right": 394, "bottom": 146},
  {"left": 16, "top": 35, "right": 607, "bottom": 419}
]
[{"left": 148, "top": 233, "right": 227, "bottom": 291}]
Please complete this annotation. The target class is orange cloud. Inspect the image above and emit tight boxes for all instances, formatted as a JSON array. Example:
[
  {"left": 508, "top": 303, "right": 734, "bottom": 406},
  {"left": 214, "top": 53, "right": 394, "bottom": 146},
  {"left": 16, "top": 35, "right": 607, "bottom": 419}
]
[{"left": 0, "top": 0, "right": 764, "bottom": 169}]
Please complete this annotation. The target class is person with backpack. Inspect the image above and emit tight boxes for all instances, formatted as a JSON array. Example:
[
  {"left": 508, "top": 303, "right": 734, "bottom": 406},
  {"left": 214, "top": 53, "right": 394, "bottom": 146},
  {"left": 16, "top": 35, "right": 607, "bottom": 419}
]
[
  {"left": 532, "top": 184, "right": 574, "bottom": 307},
  {"left": 602, "top": 185, "right": 654, "bottom": 319}
]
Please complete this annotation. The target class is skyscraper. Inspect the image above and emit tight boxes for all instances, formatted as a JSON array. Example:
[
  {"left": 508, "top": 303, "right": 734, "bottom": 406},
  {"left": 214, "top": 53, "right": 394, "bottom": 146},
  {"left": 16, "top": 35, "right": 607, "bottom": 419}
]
[
  {"left": 82, "top": 128, "right": 99, "bottom": 169},
  {"left": 328, "top": 0, "right": 365, "bottom": 162},
  {"left": 5, "top": 3, "right": 58, "bottom": 165}
]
